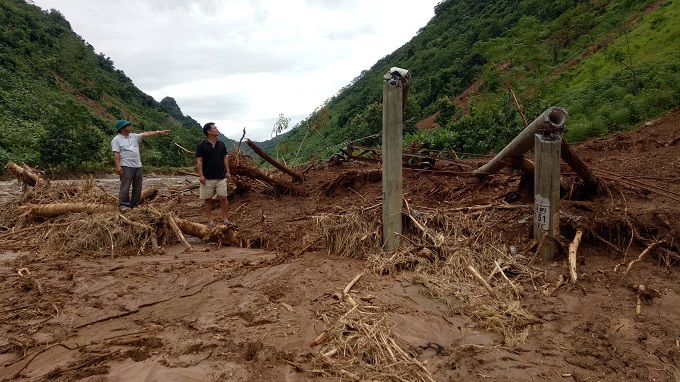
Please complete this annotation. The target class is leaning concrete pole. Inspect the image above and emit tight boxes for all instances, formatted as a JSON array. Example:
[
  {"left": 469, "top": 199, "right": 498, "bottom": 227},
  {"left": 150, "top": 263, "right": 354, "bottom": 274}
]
[
  {"left": 382, "top": 68, "right": 411, "bottom": 252},
  {"left": 475, "top": 107, "right": 567, "bottom": 175},
  {"left": 534, "top": 121, "right": 565, "bottom": 260}
]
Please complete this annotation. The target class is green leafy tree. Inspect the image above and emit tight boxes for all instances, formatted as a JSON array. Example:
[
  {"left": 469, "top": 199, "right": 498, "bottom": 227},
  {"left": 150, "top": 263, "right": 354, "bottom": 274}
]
[
  {"left": 272, "top": 113, "right": 291, "bottom": 138},
  {"left": 39, "top": 99, "right": 106, "bottom": 172}
]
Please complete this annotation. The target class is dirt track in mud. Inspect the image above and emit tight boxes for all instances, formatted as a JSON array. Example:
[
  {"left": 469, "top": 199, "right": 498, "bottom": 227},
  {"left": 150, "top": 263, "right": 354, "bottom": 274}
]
[{"left": 2, "top": 109, "right": 680, "bottom": 381}]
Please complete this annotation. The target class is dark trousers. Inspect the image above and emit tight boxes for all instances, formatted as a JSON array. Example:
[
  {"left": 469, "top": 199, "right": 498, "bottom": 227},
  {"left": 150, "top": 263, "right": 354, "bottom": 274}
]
[{"left": 119, "top": 166, "right": 143, "bottom": 208}]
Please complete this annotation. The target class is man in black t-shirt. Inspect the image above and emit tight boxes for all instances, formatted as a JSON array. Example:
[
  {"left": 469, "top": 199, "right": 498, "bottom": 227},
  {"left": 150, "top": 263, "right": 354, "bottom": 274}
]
[{"left": 196, "top": 122, "right": 231, "bottom": 227}]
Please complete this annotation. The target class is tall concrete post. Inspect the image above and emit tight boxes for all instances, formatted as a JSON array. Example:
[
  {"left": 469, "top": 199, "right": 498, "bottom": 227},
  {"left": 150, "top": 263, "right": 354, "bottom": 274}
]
[
  {"left": 382, "top": 68, "right": 410, "bottom": 252},
  {"left": 534, "top": 118, "right": 566, "bottom": 260}
]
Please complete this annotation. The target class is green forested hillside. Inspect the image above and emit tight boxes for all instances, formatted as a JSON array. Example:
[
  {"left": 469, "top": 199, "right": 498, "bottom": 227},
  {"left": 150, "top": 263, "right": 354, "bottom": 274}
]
[
  {"left": 0, "top": 0, "right": 209, "bottom": 174},
  {"left": 276, "top": 0, "right": 680, "bottom": 162},
  {"left": 2, "top": 0, "right": 679, "bottom": 173}
]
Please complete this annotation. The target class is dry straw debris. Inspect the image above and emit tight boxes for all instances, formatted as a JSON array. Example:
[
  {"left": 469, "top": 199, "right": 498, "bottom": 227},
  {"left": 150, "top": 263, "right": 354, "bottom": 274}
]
[
  {"left": 315, "top": 206, "right": 541, "bottom": 347},
  {"left": 0, "top": 177, "right": 179, "bottom": 259}
]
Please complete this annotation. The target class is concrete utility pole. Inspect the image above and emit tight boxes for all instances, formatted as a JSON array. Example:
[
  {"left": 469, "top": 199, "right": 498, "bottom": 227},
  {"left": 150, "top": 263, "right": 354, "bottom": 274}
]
[
  {"left": 382, "top": 67, "right": 410, "bottom": 252},
  {"left": 534, "top": 113, "right": 566, "bottom": 260}
]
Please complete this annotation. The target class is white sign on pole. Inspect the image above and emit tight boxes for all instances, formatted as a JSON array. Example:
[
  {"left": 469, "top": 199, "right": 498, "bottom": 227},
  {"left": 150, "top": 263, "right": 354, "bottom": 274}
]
[{"left": 534, "top": 194, "right": 550, "bottom": 231}]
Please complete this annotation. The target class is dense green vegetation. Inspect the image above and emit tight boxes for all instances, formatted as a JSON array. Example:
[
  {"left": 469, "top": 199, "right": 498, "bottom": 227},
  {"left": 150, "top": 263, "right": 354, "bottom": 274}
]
[
  {"left": 2, "top": 0, "right": 679, "bottom": 173},
  {"left": 276, "top": 0, "right": 680, "bottom": 162}
]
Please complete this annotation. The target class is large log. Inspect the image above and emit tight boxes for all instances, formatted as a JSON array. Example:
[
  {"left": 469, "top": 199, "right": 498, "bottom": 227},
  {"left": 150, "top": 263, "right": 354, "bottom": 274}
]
[
  {"left": 560, "top": 137, "right": 601, "bottom": 193},
  {"left": 20, "top": 202, "right": 118, "bottom": 216},
  {"left": 173, "top": 217, "right": 241, "bottom": 247},
  {"left": 246, "top": 139, "right": 304, "bottom": 182},
  {"left": 231, "top": 156, "right": 308, "bottom": 196},
  {"left": 4, "top": 161, "right": 41, "bottom": 187}
]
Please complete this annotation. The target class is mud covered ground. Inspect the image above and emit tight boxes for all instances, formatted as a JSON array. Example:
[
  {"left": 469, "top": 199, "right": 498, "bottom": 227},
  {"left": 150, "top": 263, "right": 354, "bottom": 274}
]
[{"left": 1, "top": 109, "right": 680, "bottom": 381}]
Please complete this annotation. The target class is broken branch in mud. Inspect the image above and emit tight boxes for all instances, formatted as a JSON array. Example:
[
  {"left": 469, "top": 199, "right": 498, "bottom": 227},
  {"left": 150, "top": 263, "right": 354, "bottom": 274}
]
[
  {"left": 342, "top": 272, "right": 364, "bottom": 307},
  {"left": 467, "top": 265, "right": 500, "bottom": 300},
  {"left": 544, "top": 274, "right": 565, "bottom": 296},
  {"left": 246, "top": 139, "right": 304, "bottom": 182},
  {"left": 168, "top": 214, "right": 195, "bottom": 252},
  {"left": 569, "top": 229, "right": 583, "bottom": 283},
  {"left": 625, "top": 240, "right": 664, "bottom": 274}
]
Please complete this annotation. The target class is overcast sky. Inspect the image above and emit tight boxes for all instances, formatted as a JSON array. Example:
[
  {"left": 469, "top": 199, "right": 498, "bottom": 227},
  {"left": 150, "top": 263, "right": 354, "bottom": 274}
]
[{"left": 29, "top": 0, "right": 440, "bottom": 142}]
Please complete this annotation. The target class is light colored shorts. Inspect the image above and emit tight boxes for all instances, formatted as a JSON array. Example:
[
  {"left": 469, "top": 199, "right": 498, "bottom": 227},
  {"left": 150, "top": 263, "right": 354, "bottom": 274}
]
[{"left": 199, "top": 178, "right": 228, "bottom": 200}]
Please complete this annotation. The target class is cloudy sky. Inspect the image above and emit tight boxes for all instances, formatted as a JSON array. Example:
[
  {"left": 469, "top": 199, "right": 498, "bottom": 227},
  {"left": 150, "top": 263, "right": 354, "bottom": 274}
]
[{"left": 30, "top": 0, "right": 440, "bottom": 142}]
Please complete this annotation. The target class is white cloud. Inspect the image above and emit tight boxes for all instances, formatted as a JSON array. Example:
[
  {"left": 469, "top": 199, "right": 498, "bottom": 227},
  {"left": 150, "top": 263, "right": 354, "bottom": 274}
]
[{"left": 31, "top": 0, "right": 439, "bottom": 141}]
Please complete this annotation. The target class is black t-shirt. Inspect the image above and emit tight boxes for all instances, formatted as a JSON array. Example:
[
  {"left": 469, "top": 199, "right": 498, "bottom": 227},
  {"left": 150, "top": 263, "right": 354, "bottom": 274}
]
[{"left": 196, "top": 139, "right": 228, "bottom": 179}]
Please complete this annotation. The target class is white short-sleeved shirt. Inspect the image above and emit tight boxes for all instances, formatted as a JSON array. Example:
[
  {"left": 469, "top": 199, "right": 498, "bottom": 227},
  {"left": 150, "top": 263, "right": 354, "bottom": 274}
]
[{"left": 111, "top": 133, "right": 143, "bottom": 168}]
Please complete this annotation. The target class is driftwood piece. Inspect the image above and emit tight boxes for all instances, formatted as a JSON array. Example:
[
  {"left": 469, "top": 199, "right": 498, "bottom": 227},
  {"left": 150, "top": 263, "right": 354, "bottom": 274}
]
[
  {"left": 20, "top": 203, "right": 118, "bottom": 216},
  {"left": 246, "top": 139, "right": 304, "bottom": 182},
  {"left": 568, "top": 229, "right": 583, "bottom": 283},
  {"left": 173, "top": 217, "right": 240, "bottom": 247},
  {"left": 231, "top": 156, "right": 308, "bottom": 196},
  {"left": 4, "top": 161, "right": 41, "bottom": 187}
]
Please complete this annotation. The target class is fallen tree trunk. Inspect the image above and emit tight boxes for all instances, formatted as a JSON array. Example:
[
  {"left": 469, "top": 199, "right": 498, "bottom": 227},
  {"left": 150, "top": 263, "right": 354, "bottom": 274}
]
[
  {"left": 231, "top": 156, "right": 308, "bottom": 196},
  {"left": 246, "top": 139, "right": 304, "bottom": 182},
  {"left": 560, "top": 137, "right": 601, "bottom": 193},
  {"left": 20, "top": 203, "right": 118, "bottom": 216},
  {"left": 173, "top": 217, "right": 241, "bottom": 247},
  {"left": 4, "top": 161, "right": 41, "bottom": 187},
  {"left": 141, "top": 188, "right": 158, "bottom": 203}
]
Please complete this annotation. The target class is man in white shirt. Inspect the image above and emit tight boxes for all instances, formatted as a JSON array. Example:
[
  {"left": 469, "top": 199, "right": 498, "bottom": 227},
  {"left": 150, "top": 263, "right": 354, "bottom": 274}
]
[{"left": 111, "top": 119, "right": 170, "bottom": 211}]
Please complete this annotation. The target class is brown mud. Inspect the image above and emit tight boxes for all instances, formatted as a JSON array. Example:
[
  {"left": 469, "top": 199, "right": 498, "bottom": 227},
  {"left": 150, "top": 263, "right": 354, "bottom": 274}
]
[{"left": 1, "top": 108, "right": 680, "bottom": 381}]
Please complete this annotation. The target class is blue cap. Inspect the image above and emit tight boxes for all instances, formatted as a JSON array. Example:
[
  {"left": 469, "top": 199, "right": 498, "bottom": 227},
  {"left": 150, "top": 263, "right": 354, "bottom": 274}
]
[{"left": 116, "top": 119, "right": 131, "bottom": 132}]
